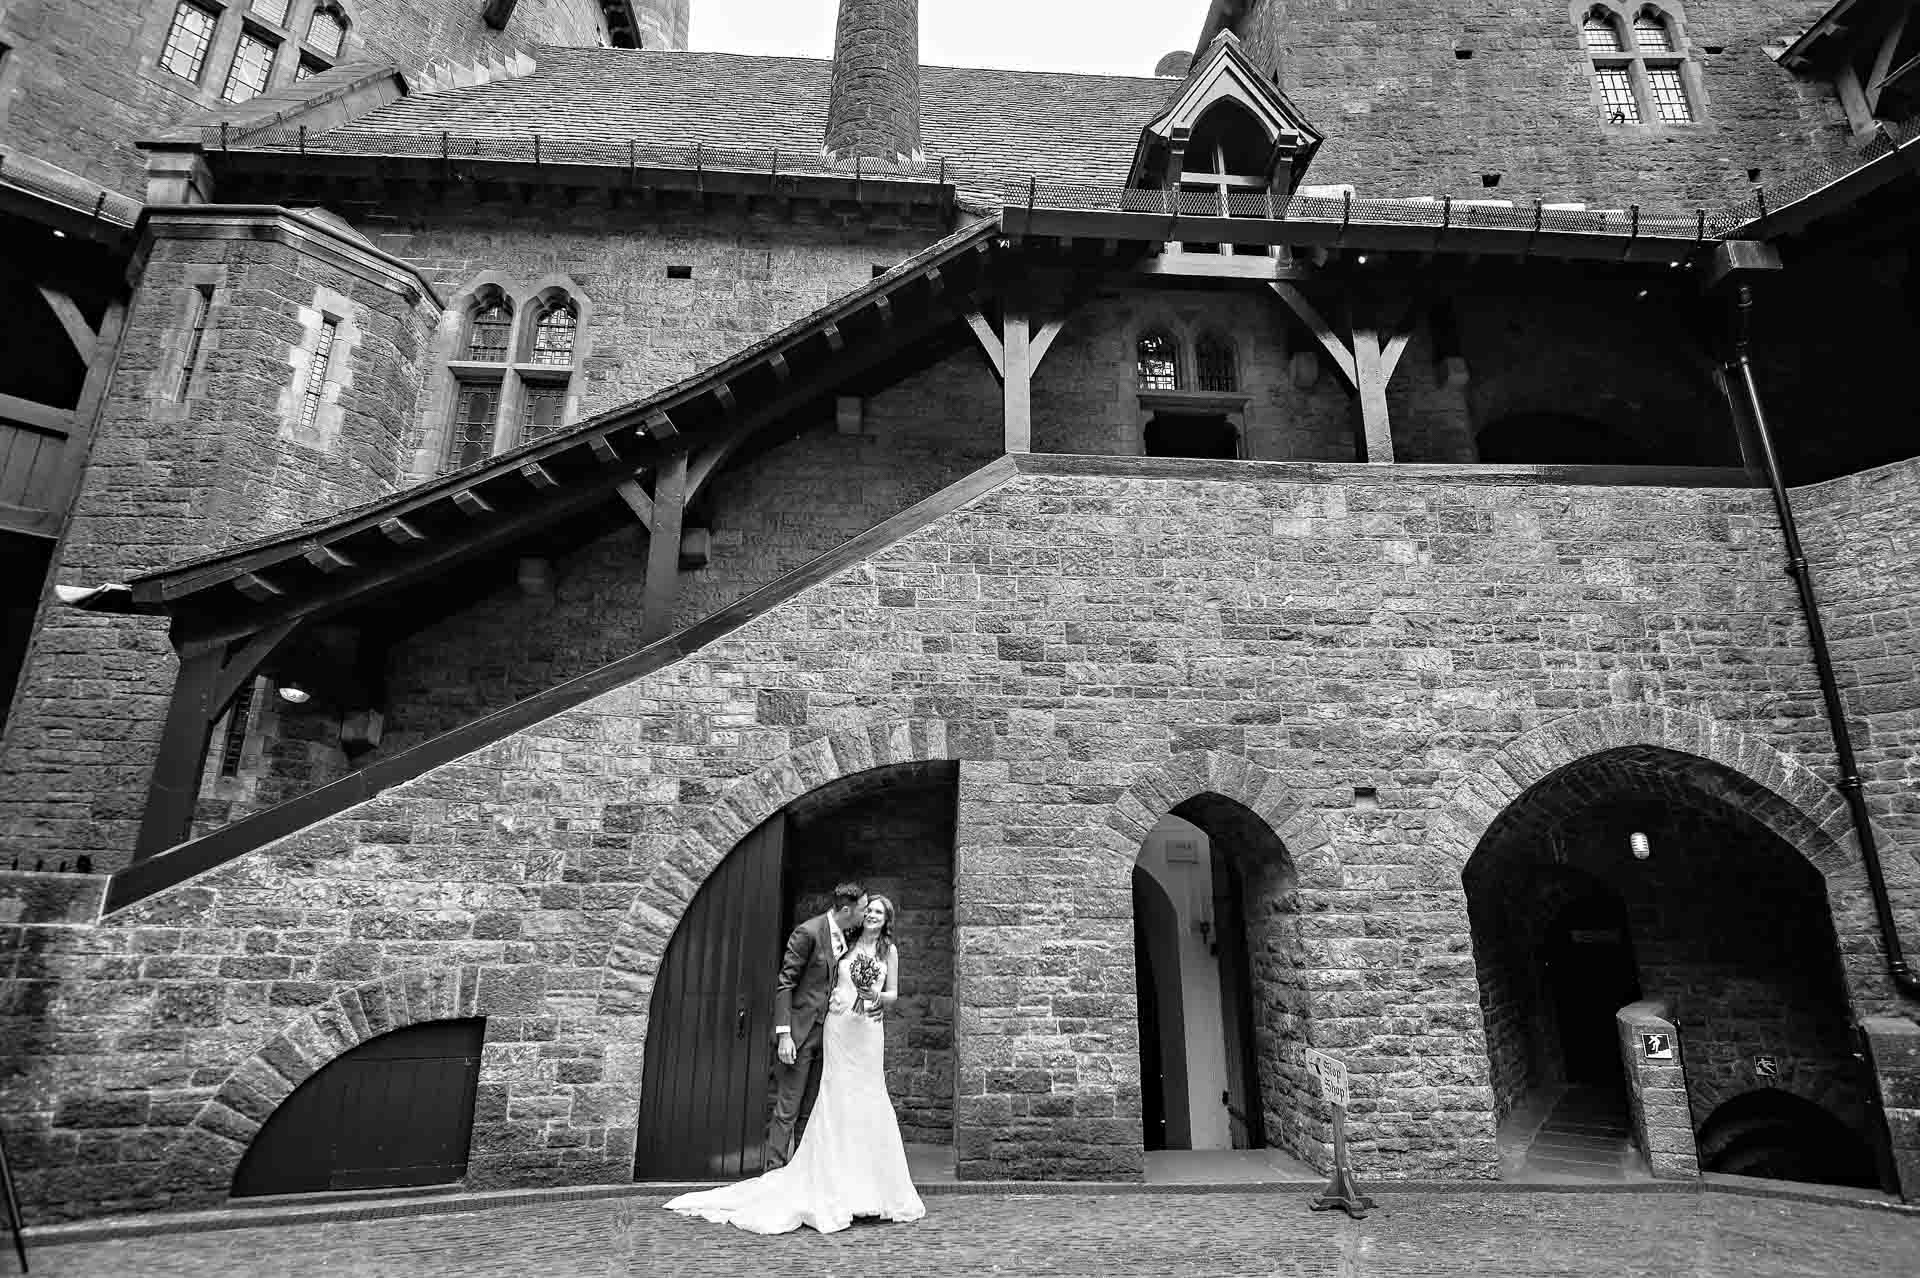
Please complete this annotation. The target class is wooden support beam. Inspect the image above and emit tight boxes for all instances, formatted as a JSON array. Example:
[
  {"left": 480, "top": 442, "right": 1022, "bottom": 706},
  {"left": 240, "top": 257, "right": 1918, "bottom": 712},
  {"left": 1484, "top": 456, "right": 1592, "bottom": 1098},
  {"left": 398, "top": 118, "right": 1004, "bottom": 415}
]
[
  {"left": 135, "top": 620, "right": 296, "bottom": 862},
  {"left": 639, "top": 451, "right": 687, "bottom": 645},
  {"left": 1003, "top": 307, "right": 1032, "bottom": 454},
  {"left": 589, "top": 434, "right": 622, "bottom": 463},
  {"left": 616, "top": 476, "right": 654, "bottom": 528},
  {"left": 452, "top": 489, "right": 495, "bottom": 517},
  {"left": 304, "top": 545, "right": 356, "bottom": 574},
  {"left": 643, "top": 410, "right": 680, "bottom": 440},
  {"left": 1346, "top": 300, "right": 1395, "bottom": 464},
  {"left": 1866, "top": 8, "right": 1911, "bottom": 108},
  {"left": 965, "top": 310, "right": 1005, "bottom": 380},
  {"left": 519, "top": 461, "right": 558, "bottom": 490},
  {"left": 1030, "top": 317, "right": 1067, "bottom": 370},
  {"left": 379, "top": 517, "right": 426, "bottom": 545},
  {"left": 925, "top": 266, "right": 945, "bottom": 296},
  {"left": 234, "top": 572, "right": 283, "bottom": 602},
  {"left": 0, "top": 392, "right": 75, "bottom": 436},
  {"left": 37, "top": 287, "right": 96, "bottom": 362},
  {"left": 1268, "top": 283, "right": 1357, "bottom": 390},
  {"left": 768, "top": 351, "right": 791, "bottom": 384},
  {"left": 822, "top": 322, "right": 844, "bottom": 353},
  {"left": 874, "top": 295, "right": 894, "bottom": 327},
  {"left": 712, "top": 383, "right": 738, "bottom": 415}
]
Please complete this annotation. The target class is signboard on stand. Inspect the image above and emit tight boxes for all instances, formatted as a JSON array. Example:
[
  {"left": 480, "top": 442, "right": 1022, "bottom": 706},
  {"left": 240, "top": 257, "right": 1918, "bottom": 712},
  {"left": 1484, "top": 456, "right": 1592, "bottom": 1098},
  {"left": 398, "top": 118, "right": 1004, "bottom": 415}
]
[{"left": 1304, "top": 1048, "right": 1373, "bottom": 1219}]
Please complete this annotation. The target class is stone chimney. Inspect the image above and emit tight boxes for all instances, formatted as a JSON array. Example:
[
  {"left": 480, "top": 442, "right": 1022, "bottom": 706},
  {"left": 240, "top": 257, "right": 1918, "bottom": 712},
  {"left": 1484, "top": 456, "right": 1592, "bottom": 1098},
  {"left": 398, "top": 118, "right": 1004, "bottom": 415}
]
[{"left": 825, "top": 0, "right": 922, "bottom": 165}]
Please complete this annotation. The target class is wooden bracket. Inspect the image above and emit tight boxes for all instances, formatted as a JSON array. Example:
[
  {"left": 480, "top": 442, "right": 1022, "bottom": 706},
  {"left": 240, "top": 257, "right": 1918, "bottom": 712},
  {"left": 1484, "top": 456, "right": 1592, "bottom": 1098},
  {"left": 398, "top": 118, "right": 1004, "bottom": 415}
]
[
  {"left": 639, "top": 452, "right": 688, "bottom": 645},
  {"left": 37, "top": 287, "right": 96, "bottom": 363}
]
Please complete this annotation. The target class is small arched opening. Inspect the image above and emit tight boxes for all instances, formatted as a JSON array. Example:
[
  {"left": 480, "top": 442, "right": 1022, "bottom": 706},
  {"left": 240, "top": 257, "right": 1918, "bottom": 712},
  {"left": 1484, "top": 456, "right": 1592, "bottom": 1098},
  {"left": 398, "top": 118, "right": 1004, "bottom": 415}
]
[
  {"left": 232, "top": 1018, "right": 486, "bottom": 1196},
  {"left": 1696, "top": 1090, "right": 1879, "bottom": 1188}
]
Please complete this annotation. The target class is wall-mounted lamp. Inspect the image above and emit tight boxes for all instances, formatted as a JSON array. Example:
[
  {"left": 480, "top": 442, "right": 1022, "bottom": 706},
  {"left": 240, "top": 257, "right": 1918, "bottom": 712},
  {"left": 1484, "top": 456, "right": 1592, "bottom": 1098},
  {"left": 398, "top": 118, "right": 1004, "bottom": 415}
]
[
  {"left": 276, "top": 680, "right": 311, "bottom": 705},
  {"left": 1629, "top": 830, "right": 1652, "bottom": 861}
]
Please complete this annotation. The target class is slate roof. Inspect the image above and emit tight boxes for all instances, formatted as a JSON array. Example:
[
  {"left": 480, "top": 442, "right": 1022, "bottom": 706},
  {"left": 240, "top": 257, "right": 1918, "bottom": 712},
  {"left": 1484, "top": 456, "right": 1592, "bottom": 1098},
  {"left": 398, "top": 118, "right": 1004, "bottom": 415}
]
[{"left": 286, "top": 46, "right": 1179, "bottom": 186}]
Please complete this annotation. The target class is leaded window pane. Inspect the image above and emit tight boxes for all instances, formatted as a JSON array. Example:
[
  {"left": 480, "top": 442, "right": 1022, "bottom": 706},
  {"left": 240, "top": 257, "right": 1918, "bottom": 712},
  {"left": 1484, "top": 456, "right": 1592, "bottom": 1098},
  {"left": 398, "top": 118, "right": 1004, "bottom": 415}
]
[
  {"left": 521, "top": 383, "right": 568, "bottom": 442},
  {"left": 1583, "top": 15, "right": 1624, "bottom": 53},
  {"left": 307, "top": 7, "right": 346, "bottom": 59},
  {"left": 1647, "top": 67, "right": 1691, "bottom": 121},
  {"left": 160, "top": 3, "right": 218, "bottom": 82},
  {"left": 1633, "top": 15, "right": 1675, "bottom": 53},
  {"left": 1137, "top": 333, "right": 1180, "bottom": 391},
  {"left": 466, "top": 302, "right": 512, "bottom": 361},
  {"left": 251, "top": 0, "right": 291, "bottom": 26},
  {"left": 1596, "top": 67, "right": 1640, "bottom": 122},
  {"left": 530, "top": 306, "right": 576, "bottom": 366},
  {"left": 1196, "top": 338, "right": 1237, "bottom": 393},
  {"left": 222, "top": 33, "right": 278, "bottom": 103},
  {"left": 451, "top": 380, "right": 500, "bottom": 468}
]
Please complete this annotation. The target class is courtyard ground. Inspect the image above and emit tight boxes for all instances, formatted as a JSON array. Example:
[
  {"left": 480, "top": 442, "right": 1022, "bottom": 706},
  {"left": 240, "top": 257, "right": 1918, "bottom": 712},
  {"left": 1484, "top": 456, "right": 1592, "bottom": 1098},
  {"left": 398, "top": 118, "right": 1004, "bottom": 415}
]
[{"left": 14, "top": 1183, "right": 1919, "bottom": 1276}]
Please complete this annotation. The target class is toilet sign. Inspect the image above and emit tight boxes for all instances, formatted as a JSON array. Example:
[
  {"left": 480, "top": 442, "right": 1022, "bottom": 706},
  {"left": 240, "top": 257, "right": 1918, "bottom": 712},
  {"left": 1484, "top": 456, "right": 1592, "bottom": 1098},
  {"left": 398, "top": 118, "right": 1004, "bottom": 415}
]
[{"left": 1305, "top": 1048, "right": 1349, "bottom": 1108}]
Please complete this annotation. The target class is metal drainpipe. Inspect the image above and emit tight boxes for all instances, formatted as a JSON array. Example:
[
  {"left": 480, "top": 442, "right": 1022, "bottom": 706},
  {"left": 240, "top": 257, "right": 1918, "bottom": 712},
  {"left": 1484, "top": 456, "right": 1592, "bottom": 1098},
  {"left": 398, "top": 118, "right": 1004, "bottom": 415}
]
[{"left": 1726, "top": 283, "right": 1920, "bottom": 1000}]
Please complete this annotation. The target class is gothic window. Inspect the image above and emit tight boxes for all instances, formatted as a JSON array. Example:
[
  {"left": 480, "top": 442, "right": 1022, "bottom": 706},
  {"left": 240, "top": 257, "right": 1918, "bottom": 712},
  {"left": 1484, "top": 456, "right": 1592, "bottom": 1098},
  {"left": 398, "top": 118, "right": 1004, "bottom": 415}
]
[
  {"left": 222, "top": 29, "right": 279, "bottom": 103},
  {"left": 450, "top": 380, "right": 501, "bottom": 469},
  {"left": 306, "top": 4, "right": 348, "bottom": 59},
  {"left": 1195, "top": 336, "right": 1238, "bottom": 393},
  {"left": 529, "top": 302, "right": 577, "bottom": 366},
  {"left": 520, "top": 383, "right": 567, "bottom": 442},
  {"left": 1580, "top": 5, "right": 1698, "bottom": 125},
  {"left": 1137, "top": 332, "right": 1181, "bottom": 391},
  {"left": 251, "top": 0, "right": 291, "bottom": 24},
  {"left": 1582, "top": 11, "right": 1625, "bottom": 53},
  {"left": 465, "top": 298, "right": 513, "bottom": 361},
  {"left": 159, "top": 2, "right": 219, "bottom": 83}
]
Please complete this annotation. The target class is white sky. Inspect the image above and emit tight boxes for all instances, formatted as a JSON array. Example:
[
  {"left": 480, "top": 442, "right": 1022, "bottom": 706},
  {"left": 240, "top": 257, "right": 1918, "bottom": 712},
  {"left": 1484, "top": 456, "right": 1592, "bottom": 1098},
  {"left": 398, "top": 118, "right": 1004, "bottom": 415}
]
[{"left": 689, "top": 1, "right": 1214, "bottom": 77}]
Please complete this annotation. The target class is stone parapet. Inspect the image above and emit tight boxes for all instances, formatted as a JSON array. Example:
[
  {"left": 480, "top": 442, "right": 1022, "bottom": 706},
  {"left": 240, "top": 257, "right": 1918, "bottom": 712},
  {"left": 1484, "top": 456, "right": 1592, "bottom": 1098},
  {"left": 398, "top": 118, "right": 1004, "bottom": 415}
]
[
  {"left": 1616, "top": 999, "right": 1699, "bottom": 1179},
  {"left": 1861, "top": 1015, "right": 1920, "bottom": 1201}
]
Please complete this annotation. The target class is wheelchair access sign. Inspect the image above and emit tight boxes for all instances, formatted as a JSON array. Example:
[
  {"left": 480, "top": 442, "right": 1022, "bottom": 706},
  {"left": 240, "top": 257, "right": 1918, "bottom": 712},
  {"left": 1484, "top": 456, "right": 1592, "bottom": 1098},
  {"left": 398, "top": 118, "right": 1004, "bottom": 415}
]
[{"left": 1305, "top": 1048, "right": 1349, "bottom": 1108}]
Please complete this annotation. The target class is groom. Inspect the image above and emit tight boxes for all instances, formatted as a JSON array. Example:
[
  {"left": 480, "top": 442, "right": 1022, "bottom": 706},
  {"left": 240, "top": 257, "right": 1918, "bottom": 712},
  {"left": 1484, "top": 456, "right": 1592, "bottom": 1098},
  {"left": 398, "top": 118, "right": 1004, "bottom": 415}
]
[{"left": 767, "top": 881, "right": 867, "bottom": 1170}]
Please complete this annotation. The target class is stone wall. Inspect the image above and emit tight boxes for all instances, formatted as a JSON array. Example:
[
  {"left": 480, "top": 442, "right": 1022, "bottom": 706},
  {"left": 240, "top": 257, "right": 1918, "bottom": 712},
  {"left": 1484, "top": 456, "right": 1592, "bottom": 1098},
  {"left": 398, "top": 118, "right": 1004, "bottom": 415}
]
[
  {"left": 0, "top": 211, "right": 439, "bottom": 874},
  {"left": 1229, "top": 0, "right": 1847, "bottom": 210},
  {"left": 0, "top": 0, "right": 614, "bottom": 198},
  {"left": 11, "top": 458, "right": 1920, "bottom": 1220}
]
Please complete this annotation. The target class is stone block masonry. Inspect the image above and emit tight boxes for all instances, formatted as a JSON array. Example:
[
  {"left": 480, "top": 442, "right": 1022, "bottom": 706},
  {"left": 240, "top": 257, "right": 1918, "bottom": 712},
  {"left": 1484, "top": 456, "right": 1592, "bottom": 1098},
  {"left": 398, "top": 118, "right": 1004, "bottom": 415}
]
[
  {"left": 6, "top": 456, "right": 1920, "bottom": 1219},
  {"left": 1229, "top": 0, "right": 1849, "bottom": 210}
]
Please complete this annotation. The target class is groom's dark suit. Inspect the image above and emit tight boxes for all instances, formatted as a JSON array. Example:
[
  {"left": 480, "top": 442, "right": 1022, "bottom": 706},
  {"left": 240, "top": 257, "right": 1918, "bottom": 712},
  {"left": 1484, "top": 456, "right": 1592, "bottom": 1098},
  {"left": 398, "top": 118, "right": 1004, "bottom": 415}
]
[{"left": 767, "top": 911, "right": 849, "bottom": 1169}]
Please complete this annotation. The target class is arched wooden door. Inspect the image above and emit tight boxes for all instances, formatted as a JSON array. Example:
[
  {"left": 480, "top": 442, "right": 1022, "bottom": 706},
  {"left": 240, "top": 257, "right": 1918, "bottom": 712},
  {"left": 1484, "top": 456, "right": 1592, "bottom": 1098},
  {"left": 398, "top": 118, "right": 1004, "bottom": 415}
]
[
  {"left": 634, "top": 813, "right": 786, "bottom": 1179},
  {"left": 232, "top": 1019, "right": 485, "bottom": 1196}
]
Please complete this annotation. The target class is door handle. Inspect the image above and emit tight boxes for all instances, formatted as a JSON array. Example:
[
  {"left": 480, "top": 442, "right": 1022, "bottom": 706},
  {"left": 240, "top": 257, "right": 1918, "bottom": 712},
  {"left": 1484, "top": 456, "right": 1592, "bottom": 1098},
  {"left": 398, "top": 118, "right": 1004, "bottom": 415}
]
[{"left": 736, "top": 1006, "right": 749, "bottom": 1040}]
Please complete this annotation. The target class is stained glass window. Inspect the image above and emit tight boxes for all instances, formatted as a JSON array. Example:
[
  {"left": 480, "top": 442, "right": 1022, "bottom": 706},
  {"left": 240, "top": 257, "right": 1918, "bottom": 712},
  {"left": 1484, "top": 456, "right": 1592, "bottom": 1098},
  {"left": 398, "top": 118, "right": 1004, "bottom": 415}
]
[
  {"left": 521, "top": 383, "right": 567, "bottom": 442},
  {"left": 297, "top": 318, "right": 338, "bottom": 435},
  {"left": 530, "top": 304, "right": 576, "bottom": 366},
  {"left": 451, "top": 380, "right": 500, "bottom": 469},
  {"left": 465, "top": 300, "right": 512, "bottom": 361}
]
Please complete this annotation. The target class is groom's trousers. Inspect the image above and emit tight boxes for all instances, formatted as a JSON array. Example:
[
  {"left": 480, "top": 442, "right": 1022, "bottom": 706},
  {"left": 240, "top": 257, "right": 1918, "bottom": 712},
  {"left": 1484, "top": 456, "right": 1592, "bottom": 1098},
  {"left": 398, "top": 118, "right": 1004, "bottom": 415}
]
[{"left": 765, "top": 1020, "right": 825, "bottom": 1170}]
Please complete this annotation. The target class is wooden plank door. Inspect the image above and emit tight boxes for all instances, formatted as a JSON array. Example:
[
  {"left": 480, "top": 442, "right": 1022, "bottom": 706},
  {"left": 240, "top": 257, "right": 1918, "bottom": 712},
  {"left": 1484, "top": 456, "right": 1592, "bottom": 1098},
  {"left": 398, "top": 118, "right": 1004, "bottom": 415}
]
[
  {"left": 231, "top": 1019, "right": 485, "bottom": 1196},
  {"left": 634, "top": 813, "right": 786, "bottom": 1180}
]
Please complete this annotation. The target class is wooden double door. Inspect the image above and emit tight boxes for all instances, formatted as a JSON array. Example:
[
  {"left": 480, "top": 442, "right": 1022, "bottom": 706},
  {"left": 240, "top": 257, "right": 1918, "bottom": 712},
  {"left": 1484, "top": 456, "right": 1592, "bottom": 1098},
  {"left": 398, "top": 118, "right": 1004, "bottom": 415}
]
[{"left": 634, "top": 814, "right": 788, "bottom": 1179}]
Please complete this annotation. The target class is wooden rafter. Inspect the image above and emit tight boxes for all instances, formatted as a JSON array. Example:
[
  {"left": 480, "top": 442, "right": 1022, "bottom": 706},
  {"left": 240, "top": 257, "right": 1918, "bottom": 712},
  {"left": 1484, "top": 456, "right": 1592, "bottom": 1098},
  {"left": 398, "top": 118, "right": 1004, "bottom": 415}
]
[{"left": 37, "top": 287, "right": 96, "bottom": 362}]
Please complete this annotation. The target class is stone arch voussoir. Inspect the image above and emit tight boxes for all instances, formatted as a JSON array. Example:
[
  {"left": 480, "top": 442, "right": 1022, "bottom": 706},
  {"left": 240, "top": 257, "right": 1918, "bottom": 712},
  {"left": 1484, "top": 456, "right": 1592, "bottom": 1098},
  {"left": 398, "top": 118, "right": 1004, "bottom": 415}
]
[
  {"left": 1107, "top": 747, "right": 1333, "bottom": 881},
  {"left": 1433, "top": 706, "right": 1853, "bottom": 877}
]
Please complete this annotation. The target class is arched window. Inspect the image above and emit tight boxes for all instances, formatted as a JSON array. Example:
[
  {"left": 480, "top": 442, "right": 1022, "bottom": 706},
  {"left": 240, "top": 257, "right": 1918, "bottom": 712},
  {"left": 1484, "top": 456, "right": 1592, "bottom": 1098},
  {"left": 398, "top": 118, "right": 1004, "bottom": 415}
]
[
  {"left": 306, "top": 4, "right": 348, "bottom": 60},
  {"left": 529, "top": 301, "right": 577, "bottom": 366},
  {"left": 1195, "top": 335, "right": 1237, "bottom": 393},
  {"left": 1631, "top": 9, "right": 1674, "bottom": 53},
  {"left": 1582, "top": 10, "right": 1625, "bottom": 52},
  {"left": 1579, "top": 4, "right": 1696, "bottom": 124},
  {"left": 1137, "top": 332, "right": 1181, "bottom": 391},
  {"left": 464, "top": 297, "right": 512, "bottom": 361}
]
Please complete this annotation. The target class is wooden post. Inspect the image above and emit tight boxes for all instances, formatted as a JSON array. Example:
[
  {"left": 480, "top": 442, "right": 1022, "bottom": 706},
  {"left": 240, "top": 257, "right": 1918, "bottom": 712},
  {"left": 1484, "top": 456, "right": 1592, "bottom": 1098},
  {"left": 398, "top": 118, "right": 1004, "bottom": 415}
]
[
  {"left": 640, "top": 452, "right": 688, "bottom": 645},
  {"left": 1347, "top": 302, "right": 1395, "bottom": 464},
  {"left": 134, "top": 644, "right": 226, "bottom": 862},
  {"left": 1003, "top": 307, "right": 1031, "bottom": 454}
]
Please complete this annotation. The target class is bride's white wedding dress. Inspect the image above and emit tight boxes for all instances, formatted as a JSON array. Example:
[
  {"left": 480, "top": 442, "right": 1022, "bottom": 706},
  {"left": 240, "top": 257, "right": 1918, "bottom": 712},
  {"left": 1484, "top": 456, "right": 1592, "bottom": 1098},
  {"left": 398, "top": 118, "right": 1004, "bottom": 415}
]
[{"left": 663, "top": 947, "right": 926, "bottom": 1234}]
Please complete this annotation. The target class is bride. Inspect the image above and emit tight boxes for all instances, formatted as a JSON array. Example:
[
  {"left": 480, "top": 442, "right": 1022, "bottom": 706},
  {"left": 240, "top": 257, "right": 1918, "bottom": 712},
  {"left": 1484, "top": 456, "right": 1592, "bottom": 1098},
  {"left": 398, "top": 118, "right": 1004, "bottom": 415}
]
[{"left": 664, "top": 894, "right": 926, "bottom": 1234}]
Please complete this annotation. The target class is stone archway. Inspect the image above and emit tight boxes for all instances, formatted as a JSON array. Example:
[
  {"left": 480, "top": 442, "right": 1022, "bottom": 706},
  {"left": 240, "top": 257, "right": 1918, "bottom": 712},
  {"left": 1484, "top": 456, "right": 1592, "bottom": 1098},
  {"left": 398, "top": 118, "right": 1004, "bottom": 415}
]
[
  {"left": 165, "top": 966, "right": 474, "bottom": 1203},
  {"left": 1450, "top": 709, "right": 1885, "bottom": 1188}
]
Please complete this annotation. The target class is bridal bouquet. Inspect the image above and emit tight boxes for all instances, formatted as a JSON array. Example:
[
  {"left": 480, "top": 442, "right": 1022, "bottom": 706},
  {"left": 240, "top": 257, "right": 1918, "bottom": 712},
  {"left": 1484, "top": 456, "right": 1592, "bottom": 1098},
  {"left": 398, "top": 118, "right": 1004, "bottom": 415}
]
[{"left": 848, "top": 953, "right": 882, "bottom": 1015}]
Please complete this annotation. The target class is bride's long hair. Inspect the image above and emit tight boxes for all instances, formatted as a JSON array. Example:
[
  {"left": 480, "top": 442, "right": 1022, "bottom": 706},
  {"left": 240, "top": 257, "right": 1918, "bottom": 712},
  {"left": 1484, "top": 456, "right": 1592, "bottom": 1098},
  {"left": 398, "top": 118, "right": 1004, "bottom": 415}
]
[{"left": 863, "top": 894, "right": 898, "bottom": 963}]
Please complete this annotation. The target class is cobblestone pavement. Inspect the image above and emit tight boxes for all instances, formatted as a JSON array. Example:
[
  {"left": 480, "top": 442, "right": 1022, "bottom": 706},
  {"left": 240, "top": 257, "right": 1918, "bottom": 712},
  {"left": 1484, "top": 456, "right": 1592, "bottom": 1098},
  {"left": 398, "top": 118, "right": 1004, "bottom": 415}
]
[{"left": 22, "top": 1189, "right": 1920, "bottom": 1277}]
